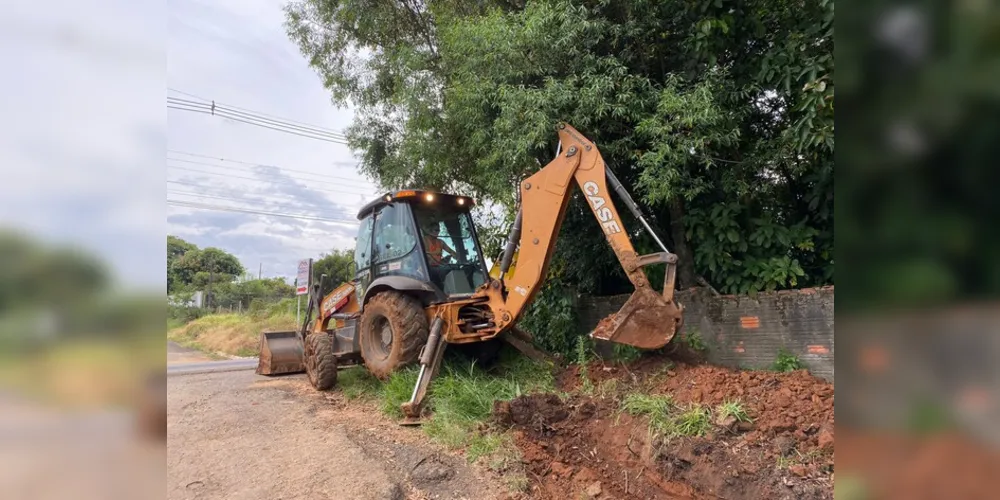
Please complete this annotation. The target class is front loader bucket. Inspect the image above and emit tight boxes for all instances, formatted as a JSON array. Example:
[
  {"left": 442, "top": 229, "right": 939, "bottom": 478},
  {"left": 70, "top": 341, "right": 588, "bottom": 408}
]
[
  {"left": 589, "top": 287, "right": 683, "bottom": 350},
  {"left": 256, "top": 331, "right": 306, "bottom": 375}
]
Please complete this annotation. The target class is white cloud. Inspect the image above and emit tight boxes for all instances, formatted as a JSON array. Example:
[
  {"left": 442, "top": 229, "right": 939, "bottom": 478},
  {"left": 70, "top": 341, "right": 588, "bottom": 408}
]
[{"left": 166, "top": 0, "right": 377, "bottom": 280}]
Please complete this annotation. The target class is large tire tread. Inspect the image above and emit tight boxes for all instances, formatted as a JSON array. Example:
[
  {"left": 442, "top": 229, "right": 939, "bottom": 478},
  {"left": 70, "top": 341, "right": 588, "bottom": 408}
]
[
  {"left": 360, "top": 292, "right": 428, "bottom": 379},
  {"left": 305, "top": 333, "right": 338, "bottom": 391}
]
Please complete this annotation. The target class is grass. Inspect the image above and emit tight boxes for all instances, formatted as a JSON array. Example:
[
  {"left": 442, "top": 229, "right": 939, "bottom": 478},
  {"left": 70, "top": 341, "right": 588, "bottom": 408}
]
[
  {"left": 619, "top": 393, "right": 744, "bottom": 441},
  {"left": 336, "top": 346, "right": 555, "bottom": 492},
  {"left": 673, "top": 405, "right": 712, "bottom": 437},
  {"left": 337, "top": 367, "right": 382, "bottom": 400},
  {"left": 716, "top": 399, "right": 752, "bottom": 423},
  {"left": 620, "top": 393, "right": 675, "bottom": 436},
  {"left": 167, "top": 312, "right": 297, "bottom": 357}
]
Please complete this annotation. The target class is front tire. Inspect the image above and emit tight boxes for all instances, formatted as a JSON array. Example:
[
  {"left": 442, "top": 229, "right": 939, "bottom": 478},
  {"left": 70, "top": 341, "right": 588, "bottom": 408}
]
[
  {"left": 359, "top": 291, "right": 428, "bottom": 379},
  {"left": 304, "top": 332, "right": 338, "bottom": 390}
]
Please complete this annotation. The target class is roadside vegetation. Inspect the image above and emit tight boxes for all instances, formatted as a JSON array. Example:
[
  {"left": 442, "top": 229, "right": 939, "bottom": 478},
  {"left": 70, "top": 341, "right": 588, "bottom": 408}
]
[
  {"left": 167, "top": 301, "right": 297, "bottom": 357},
  {"left": 336, "top": 346, "right": 555, "bottom": 490}
]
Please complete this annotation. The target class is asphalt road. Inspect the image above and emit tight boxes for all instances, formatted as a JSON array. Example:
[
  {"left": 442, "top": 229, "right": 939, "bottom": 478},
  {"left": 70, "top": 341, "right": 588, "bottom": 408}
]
[{"left": 168, "top": 355, "right": 505, "bottom": 500}]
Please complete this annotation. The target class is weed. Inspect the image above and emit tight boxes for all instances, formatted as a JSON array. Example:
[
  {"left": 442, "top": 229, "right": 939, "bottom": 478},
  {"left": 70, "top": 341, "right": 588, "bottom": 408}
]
[
  {"left": 612, "top": 343, "right": 643, "bottom": 364},
  {"left": 776, "top": 455, "right": 796, "bottom": 469},
  {"left": 620, "top": 393, "right": 675, "bottom": 436},
  {"left": 673, "top": 404, "right": 712, "bottom": 437},
  {"left": 772, "top": 349, "right": 804, "bottom": 372},
  {"left": 683, "top": 330, "right": 707, "bottom": 352},
  {"left": 574, "top": 336, "right": 594, "bottom": 394},
  {"left": 716, "top": 399, "right": 752, "bottom": 423}
]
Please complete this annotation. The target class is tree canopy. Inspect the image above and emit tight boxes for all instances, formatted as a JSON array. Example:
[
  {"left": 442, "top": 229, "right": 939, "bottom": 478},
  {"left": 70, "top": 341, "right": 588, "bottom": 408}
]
[
  {"left": 167, "top": 236, "right": 245, "bottom": 294},
  {"left": 286, "top": 0, "right": 833, "bottom": 295},
  {"left": 312, "top": 249, "right": 356, "bottom": 297}
]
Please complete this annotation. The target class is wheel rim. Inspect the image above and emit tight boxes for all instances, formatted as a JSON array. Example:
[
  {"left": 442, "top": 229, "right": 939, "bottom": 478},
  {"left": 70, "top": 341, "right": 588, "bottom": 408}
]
[{"left": 368, "top": 315, "right": 393, "bottom": 360}]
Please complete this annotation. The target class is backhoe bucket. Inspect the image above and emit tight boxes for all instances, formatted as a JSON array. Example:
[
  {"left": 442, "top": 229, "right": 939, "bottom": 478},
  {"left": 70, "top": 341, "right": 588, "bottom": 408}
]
[
  {"left": 590, "top": 287, "right": 683, "bottom": 350},
  {"left": 256, "top": 331, "right": 306, "bottom": 375}
]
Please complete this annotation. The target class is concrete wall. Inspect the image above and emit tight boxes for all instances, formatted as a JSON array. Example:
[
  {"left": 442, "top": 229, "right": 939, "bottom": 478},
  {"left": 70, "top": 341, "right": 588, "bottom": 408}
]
[{"left": 578, "top": 286, "right": 835, "bottom": 382}]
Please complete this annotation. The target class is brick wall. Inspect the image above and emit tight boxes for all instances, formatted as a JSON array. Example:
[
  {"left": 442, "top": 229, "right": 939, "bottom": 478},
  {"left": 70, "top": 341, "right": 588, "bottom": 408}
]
[{"left": 578, "top": 286, "right": 835, "bottom": 382}]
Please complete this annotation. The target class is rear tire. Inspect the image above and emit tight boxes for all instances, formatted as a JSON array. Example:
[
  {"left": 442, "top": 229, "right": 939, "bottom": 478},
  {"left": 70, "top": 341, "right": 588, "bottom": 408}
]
[
  {"left": 359, "top": 291, "right": 428, "bottom": 379},
  {"left": 305, "top": 333, "right": 338, "bottom": 391}
]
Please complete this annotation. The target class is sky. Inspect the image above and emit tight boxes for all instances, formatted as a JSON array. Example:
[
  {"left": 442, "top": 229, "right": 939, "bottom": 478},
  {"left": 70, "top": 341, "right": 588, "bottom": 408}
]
[
  {"left": 0, "top": 1, "right": 166, "bottom": 288},
  {"left": 0, "top": 0, "right": 378, "bottom": 288},
  {"left": 167, "top": 0, "right": 379, "bottom": 282}
]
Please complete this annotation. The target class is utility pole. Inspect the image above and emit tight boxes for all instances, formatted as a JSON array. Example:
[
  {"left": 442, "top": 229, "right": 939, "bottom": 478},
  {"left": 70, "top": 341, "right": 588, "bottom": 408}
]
[
  {"left": 258, "top": 262, "right": 262, "bottom": 280},
  {"left": 207, "top": 254, "right": 215, "bottom": 309}
]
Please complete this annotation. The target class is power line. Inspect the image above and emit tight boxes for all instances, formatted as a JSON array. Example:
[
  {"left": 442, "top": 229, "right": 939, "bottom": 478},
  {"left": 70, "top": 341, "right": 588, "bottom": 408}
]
[
  {"left": 167, "top": 88, "right": 350, "bottom": 137},
  {"left": 173, "top": 98, "right": 349, "bottom": 140},
  {"left": 168, "top": 97, "right": 350, "bottom": 141},
  {"left": 168, "top": 102, "right": 350, "bottom": 144},
  {"left": 168, "top": 199, "right": 358, "bottom": 224},
  {"left": 166, "top": 157, "right": 374, "bottom": 189}
]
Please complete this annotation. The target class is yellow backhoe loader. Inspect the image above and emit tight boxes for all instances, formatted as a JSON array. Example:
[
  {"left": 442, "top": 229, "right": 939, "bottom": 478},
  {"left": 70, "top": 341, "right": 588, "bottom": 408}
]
[{"left": 257, "top": 123, "right": 684, "bottom": 424}]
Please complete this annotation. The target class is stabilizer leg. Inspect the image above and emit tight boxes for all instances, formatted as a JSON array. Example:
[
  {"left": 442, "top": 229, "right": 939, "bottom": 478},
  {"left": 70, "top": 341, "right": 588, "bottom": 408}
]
[{"left": 400, "top": 317, "right": 446, "bottom": 426}]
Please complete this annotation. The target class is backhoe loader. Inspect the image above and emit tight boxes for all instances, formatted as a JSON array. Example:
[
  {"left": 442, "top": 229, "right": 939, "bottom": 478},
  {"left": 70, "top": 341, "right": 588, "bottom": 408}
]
[{"left": 257, "top": 123, "right": 684, "bottom": 424}]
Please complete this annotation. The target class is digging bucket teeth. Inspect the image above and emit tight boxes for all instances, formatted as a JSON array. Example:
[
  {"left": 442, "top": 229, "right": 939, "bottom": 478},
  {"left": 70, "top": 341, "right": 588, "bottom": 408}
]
[
  {"left": 589, "top": 286, "right": 683, "bottom": 350},
  {"left": 256, "top": 331, "right": 306, "bottom": 375}
]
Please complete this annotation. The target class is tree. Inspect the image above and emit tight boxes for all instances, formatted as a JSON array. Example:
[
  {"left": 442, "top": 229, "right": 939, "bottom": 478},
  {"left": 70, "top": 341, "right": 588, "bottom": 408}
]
[
  {"left": 311, "top": 249, "right": 356, "bottom": 298},
  {"left": 166, "top": 236, "right": 245, "bottom": 293},
  {"left": 285, "top": 0, "right": 834, "bottom": 295},
  {"left": 0, "top": 230, "right": 110, "bottom": 310}
]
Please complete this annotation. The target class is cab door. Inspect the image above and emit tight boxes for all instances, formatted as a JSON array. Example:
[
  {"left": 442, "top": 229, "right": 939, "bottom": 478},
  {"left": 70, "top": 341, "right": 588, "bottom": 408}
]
[{"left": 353, "top": 215, "right": 375, "bottom": 303}]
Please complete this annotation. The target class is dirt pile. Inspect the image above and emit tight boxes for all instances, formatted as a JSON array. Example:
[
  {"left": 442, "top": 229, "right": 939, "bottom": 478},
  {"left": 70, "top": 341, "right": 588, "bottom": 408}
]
[
  {"left": 494, "top": 393, "right": 703, "bottom": 500},
  {"left": 499, "top": 356, "right": 834, "bottom": 499},
  {"left": 655, "top": 363, "right": 835, "bottom": 457}
]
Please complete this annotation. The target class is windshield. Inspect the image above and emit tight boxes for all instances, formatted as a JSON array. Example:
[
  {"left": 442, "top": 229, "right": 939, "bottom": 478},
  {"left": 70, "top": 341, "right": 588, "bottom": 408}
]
[{"left": 412, "top": 204, "right": 487, "bottom": 294}]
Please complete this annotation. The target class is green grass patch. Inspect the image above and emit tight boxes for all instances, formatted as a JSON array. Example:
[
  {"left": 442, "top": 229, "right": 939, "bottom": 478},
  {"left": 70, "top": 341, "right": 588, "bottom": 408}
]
[
  {"left": 619, "top": 393, "right": 716, "bottom": 439},
  {"left": 620, "top": 393, "right": 675, "bottom": 436},
  {"left": 716, "top": 399, "right": 752, "bottom": 423},
  {"left": 338, "top": 367, "right": 382, "bottom": 400},
  {"left": 673, "top": 404, "right": 712, "bottom": 437}
]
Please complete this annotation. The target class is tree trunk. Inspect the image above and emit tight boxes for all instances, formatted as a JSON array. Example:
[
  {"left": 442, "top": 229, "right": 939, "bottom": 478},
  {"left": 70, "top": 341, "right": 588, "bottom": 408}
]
[{"left": 668, "top": 199, "right": 698, "bottom": 289}]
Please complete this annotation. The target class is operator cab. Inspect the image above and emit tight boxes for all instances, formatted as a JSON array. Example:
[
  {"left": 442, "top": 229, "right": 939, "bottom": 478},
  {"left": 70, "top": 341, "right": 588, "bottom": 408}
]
[{"left": 354, "top": 190, "right": 489, "bottom": 300}]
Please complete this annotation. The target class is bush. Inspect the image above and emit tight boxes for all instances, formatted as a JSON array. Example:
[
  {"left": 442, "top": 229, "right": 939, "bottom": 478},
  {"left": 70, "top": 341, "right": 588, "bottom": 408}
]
[
  {"left": 772, "top": 349, "right": 804, "bottom": 372},
  {"left": 168, "top": 305, "right": 209, "bottom": 325},
  {"left": 517, "top": 282, "right": 579, "bottom": 357}
]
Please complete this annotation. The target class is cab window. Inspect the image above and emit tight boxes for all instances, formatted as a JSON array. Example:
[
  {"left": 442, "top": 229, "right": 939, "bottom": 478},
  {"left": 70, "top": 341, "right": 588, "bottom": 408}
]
[
  {"left": 373, "top": 203, "right": 416, "bottom": 263},
  {"left": 354, "top": 216, "right": 373, "bottom": 271}
]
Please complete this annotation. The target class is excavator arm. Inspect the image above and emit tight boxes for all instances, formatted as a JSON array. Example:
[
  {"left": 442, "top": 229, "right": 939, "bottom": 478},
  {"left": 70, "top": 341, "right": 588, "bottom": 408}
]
[
  {"left": 490, "top": 123, "right": 683, "bottom": 349},
  {"left": 400, "top": 123, "right": 683, "bottom": 422}
]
